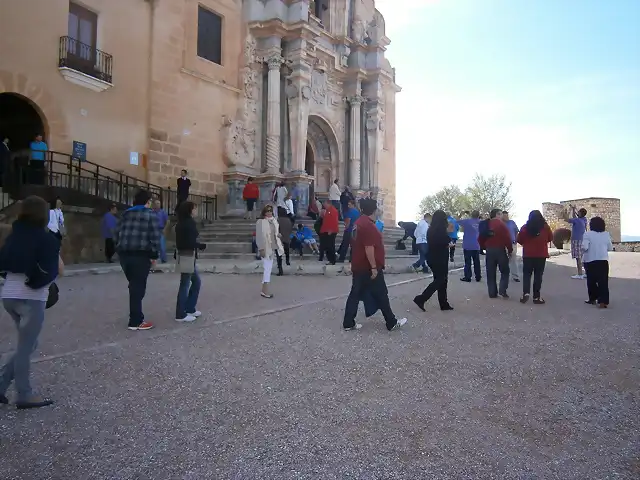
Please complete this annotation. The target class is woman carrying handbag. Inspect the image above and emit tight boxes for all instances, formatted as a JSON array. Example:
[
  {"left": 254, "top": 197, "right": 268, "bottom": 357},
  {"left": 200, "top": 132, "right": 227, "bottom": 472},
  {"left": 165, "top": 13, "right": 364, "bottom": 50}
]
[
  {"left": 256, "top": 204, "right": 284, "bottom": 298},
  {"left": 174, "top": 201, "right": 206, "bottom": 322}
]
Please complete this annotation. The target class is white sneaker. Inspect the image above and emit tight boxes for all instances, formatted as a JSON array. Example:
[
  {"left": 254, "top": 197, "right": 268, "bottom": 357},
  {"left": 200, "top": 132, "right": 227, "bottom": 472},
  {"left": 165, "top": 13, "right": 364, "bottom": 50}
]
[
  {"left": 187, "top": 311, "right": 202, "bottom": 318},
  {"left": 344, "top": 323, "right": 362, "bottom": 331},
  {"left": 391, "top": 318, "right": 408, "bottom": 330},
  {"left": 176, "top": 315, "right": 197, "bottom": 323},
  {"left": 571, "top": 274, "right": 584, "bottom": 279}
]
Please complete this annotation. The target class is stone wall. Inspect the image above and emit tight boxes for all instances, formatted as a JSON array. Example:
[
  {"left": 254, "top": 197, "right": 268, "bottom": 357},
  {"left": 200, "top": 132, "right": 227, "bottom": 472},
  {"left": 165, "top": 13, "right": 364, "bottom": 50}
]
[
  {"left": 613, "top": 242, "right": 640, "bottom": 253},
  {"left": 542, "top": 197, "right": 621, "bottom": 242}
]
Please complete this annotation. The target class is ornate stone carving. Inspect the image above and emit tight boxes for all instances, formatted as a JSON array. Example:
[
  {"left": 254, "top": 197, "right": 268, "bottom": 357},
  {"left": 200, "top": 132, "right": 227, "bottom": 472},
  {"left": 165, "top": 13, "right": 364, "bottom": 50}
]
[
  {"left": 244, "top": 34, "right": 256, "bottom": 64},
  {"left": 267, "top": 55, "right": 284, "bottom": 71},
  {"left": 348, "top": 95, "right": 364, "bottom": 106},
  {"left": 336, "top": 120, "right": 345, "bottom": 138},
  {"left": 241, "top": 67, "right": 258, "bottom": 100},
  {"left": 352, "top": 17, "right": 366, "bottom": 43},
  {"left": 311, "top": 70, "right": 327, "bottom": 104},
  {"left": 222, "top": 113, "right": 256, "bottom": 168},
  {"left": 302, "top": 85, "right": 311, "bottom": 100},
  {"left": 339, "top": 44, "right": 350, "bottom": 67}
]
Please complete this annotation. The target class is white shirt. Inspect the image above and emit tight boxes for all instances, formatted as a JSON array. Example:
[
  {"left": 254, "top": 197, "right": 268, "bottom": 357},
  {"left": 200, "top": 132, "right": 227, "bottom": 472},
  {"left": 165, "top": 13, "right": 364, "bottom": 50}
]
[
  {"left": 581, "top": 231, "right": 613, "bottom": 263},
  {"left": 328, "top": 183, "right": 341, "bottom": 201},
  {"left": 415, "top": 219, "right": 429, "bottom": 244},
  {"left": 274, "top": 186, "right": 288, "bottom": 208},
  {"left": 48, "top": 208, "right": 65, "bottom": 233},
  {"left": 285, "top": 199, "right": 295, "bottom": 216}
]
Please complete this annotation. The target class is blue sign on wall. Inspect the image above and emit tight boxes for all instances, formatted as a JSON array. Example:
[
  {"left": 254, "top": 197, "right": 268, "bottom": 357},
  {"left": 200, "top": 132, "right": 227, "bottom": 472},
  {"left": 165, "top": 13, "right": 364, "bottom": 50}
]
[{"left": 72, "top": 141, "right": 87, "bottom": 161}]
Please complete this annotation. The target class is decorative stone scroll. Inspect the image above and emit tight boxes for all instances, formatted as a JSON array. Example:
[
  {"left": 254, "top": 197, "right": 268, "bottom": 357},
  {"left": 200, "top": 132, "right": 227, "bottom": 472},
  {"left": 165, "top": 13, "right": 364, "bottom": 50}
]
[{"left": 311, "top": 69, "right": 327, "bottom": 105}]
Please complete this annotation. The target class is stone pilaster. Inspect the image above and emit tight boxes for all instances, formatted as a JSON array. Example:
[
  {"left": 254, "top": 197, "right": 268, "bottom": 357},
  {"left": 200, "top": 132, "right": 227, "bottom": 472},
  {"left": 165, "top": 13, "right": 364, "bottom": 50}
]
[
  {"left": 286, "top": 60, "right": 312, "bottom": 174},
  {"left": 266, "top": 55, "right": 284, "bottom": 173},
  {"left": 348, "top": 95, "right": 364, "bottom": 189},
  {"left": 365, "top": 105, "right": 382, "bottom": 190}
]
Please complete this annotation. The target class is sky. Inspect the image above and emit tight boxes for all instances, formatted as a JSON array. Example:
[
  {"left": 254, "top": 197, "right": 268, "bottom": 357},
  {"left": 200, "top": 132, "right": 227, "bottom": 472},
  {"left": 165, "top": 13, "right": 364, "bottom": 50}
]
[{"left": 375, "top": 0, "right": 640, "bottom": 235}]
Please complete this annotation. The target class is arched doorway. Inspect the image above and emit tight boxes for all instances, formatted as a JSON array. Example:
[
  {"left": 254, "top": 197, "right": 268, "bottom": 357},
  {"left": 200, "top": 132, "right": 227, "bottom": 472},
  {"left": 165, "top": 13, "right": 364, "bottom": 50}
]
[
  {"left": 0, "top": 93, "right": 46, "bottom": 151},
  {"left": 306, "top": 115, "right": 341, "bottom": 194}
]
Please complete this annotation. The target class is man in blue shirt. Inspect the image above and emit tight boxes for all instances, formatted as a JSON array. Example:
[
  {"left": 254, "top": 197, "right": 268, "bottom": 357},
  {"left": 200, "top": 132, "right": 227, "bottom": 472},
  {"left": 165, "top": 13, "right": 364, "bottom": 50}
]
[
  {"left": 153, "top": 199, "right": 169, "bottom": 263},
  {"left": 502, "top": 210, "right": 520, "bottom": 282},
  {"left": 337, "top": 199, "right": 360, "bottom": 263},
  {"left": 29, "top": 133, "right": 48, "bottom": 185},
  {"left": 447, "top": 214, "right": 460, "bottom": 262},
  {"left": 458, "top": 210, "right": 482, "bottom": 282}
]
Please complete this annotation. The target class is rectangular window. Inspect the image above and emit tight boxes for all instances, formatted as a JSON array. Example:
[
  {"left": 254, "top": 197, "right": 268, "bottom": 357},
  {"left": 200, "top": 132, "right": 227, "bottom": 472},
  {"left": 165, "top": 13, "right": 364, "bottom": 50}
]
[
  {"left": 68, "top": 2, "right": 98, "bottom": 62},
  {"left": 197, "top": 6, "right": 223, "bottom": 65}
]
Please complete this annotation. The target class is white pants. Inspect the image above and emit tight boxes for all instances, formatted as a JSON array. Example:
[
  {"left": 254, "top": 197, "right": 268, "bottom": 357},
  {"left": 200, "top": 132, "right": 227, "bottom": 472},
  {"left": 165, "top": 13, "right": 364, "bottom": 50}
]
[
  {"left": 262, "top": 257, "right": 273, "bottom": 284},
  {"left": 510, "top": 243, "right": 520, "bottom": 279}
]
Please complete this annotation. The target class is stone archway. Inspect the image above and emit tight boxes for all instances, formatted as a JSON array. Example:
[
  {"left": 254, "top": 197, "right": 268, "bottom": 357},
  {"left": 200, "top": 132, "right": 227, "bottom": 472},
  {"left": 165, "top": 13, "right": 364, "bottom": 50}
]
[
  {"left": 306, "top": 114, "right": 341, "bottom": 193},
  {"left": 0, "top": 93, "right": 46, "bottom": 150},
  {"left": 0, "top": 70, "right": 70, "bottom": 150}
]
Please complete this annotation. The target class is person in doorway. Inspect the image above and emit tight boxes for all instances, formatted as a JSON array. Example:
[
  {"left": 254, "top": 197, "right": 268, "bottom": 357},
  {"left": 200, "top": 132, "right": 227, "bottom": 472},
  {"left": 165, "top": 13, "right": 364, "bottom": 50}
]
[
  {"left": 581, "top": 216, "right": 613, "bottom": 308},
  {"left": 114, "top": 189, "right": 161, "bottom": 331},
  {"left": 413, "top": 210, "right": 454, "bottom": 312},
  {"left": 102, "top": 203, "right": 118, "bottom": 263},
  {"left": 29, "top": 134, "right": 47, "bottom": 185},
  {"left": 256, "top": 204, "right": 284, "bottom": 298},
  {"left": 447, "top": 214, "right": 460, "bottom": 262},
  {"left": 328, "top": 179, "right": 343, "bottom": 220},
  {"left": 176, "top": 170, "right": 191, "bottom": 209},
  {"left": 563, "top": 205, "right": 588, "bottom": 279},
  {"left": 47, "top": 197, "right": 65, "bottom": 241},
  {"left": 343, "top": 198, "right": 408, "bottom": 332},
  {"left": 153, "top": 199, "right": 169, "bottom": 263},
  {"left": 337, "top": 199, "right": 360, "bottom": 263},
  {"left": 242, "top": 177, "right": 259, "bottom": 220},
  {"left": 458, "top": 210, "right": 482, "bottom": 282},
  {"left": 0, "top": 137, "right": 10, "bottom": 188},
  {"left": 398, "top": 221, "right": 418, "bottom": 255},
  {"left": 517, "top": 210, "right": 554, "bottom": 304},
  {"left": 411, "top": 213, "right": 431, "bottom": 274},
  {"left": 479, "top": 209, "right": 513, "bottom": 299},
  {"left": 319, "top": 199, "right": 339, "bottom": 265},
  {"left": 0, "top": 195, "right": 62, "bottom": 409},
  {"left": 174, "top": 201, "right": 206, "bottom": 322},
  {"left": 502, "top": 210, "right": 520, "bottom": 282}
]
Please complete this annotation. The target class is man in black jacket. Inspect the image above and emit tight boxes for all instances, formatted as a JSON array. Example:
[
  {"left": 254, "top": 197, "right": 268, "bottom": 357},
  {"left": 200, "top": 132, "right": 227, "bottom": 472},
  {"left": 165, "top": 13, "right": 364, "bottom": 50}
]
[{"left": 176, "top": 169, "right": 191, "bottom": 208}]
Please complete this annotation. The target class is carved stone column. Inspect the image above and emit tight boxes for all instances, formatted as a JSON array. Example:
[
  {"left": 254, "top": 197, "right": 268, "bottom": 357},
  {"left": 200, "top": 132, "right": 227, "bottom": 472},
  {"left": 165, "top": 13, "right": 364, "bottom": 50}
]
[
  {"left": 366, "top": 107, "right": 382, "bottom": 190},
  {"left": 266, "top": 55, "right": 284, "bottom": 173},
  {"left": 348, "top": 95, "right": 363, "bottom": 189},
  {"left": 286, "top": 64, "right": 312, "bottom": 173}
]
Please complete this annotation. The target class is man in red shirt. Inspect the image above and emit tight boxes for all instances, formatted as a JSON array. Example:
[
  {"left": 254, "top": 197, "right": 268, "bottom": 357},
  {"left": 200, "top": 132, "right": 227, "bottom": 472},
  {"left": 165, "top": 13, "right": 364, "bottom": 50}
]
[
  {"left": 479, "top": 208, "right": 513, "bottom": 299},
  {"left": 319, "top": 199, "right": 339, "bottom": 265},
  {"left": 242, "top": 177, "right": 260, "bottom": 220},
  {"left": 343, "top": 199, "right": 408, "bottom": 332}
]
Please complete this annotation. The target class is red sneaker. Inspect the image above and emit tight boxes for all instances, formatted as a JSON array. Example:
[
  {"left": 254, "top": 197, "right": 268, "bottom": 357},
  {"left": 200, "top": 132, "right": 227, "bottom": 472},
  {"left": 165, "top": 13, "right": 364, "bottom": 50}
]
[{"left": 128, "top": 322, "right": 154, "bottom": 331}]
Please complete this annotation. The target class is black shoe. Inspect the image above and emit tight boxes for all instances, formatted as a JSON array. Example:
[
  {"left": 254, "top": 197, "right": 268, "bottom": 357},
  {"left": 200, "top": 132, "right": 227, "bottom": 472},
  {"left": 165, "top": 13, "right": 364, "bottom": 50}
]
[
  {"left": 413, "top": 296, "right": 425, "bottom": 312},
  {"left": 513, "top": 278, "right": 521, "bottom": 283},
  {"left": 277, "top": 270, "right": 284, "bottom": 276},
  {"left": 476, "top": 277, "right": 482, "bottom": 282},
  {"left": 585, "top": 300, "right": 597, "bottom": 305},
  {"left": 286, "top": 261, "right": 290, "bottom": 266},
  {"left": 460, "top": 278, "right": 471, "bottom": 283},
  {"left": 16, "top": 397, "right": 54, "bottom": 410},
  {"left": 0, "top": 394, "right": 8, "bottom": 405},
  {"left": 440, "top": 304, "right": 454, "bottom": 311},
  {"left": 499, "top": 293, "right": 509, "bottom": 299}
]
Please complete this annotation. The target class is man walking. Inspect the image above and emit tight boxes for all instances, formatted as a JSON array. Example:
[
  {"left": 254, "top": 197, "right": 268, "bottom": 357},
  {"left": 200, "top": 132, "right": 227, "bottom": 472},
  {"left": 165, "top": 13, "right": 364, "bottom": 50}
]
[
  {"left": 153, "top": 199, "right": 169, "bottom": 263},
  {"left": 458, "top": 210, "right": 482, "bottom": 282},
  {"left": 563, "top": 204, "right": 588, "bottom": 279},
  {"left": 411, "top": 213, "right": 431, "bottom": 273},
  {"left": 343, "top": 198, "right": 408, "bottom": 332},
  {"left": 102, "top": 203, "right": 118, "bottom": 263},
  {"left": 479, "top": 208, "right": 513, "bottom": 299},
  {"left": 502, "top": 210, "right": 520, "bottom": 282},
  {"left": 114, "top": 189, "right": 160, "bottom": 331},
  {"left": 319, "top": 199, "right": 339, "bottom": 265},
  {"left": 337, "top": 199, "right": 360, "bottom": 263}
]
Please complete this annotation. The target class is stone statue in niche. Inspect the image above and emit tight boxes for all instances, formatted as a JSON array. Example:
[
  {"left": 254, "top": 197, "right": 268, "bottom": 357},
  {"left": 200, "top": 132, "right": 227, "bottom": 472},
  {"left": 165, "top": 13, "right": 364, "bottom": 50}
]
[
  {"left": 339, "top": 44, "right": 350, "bottom": 67},
  {"left": 311, "top": 70, "right": 327, "bottom": 105}
]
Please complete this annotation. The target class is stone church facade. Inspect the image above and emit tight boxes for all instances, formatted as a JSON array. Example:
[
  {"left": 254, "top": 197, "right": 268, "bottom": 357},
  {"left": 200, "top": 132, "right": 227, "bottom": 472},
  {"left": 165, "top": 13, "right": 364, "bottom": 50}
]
[{"left": 223, "top": 0, "right": 400, "bottom": 221}]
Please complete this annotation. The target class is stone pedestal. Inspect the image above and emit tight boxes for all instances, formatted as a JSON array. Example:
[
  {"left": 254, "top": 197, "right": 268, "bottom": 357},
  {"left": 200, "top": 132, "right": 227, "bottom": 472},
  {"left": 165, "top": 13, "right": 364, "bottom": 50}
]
[
  {"left": 223, "top": 168, "right": 255, "bottom": 217},
  {"left": 255, "top": 172, "right": 285, "bottom": 207},
  {"left": 285, "top": 172, "right": 313, "bottom": 216}
]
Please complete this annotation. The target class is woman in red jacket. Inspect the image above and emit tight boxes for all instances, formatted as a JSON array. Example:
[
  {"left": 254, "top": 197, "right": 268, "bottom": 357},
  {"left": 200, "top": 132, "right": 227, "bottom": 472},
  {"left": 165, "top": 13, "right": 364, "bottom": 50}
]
[
  {"left": 242, "top": 177, "right": 260, "bottom": 220},
  {"left": 517, "top": 210, "right": 554, "bottom": 304}
]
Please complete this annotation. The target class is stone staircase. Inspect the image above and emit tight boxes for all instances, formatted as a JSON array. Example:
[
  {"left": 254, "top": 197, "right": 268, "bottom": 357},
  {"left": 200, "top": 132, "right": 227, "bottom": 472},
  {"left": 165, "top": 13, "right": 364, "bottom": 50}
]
[{"left": 170, "top": 217, "right": 464, "bottom": 262}]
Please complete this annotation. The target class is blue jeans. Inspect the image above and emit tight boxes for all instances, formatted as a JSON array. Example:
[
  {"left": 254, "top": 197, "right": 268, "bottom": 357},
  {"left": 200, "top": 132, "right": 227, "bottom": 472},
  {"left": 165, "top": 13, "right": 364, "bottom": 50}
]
[
  {"left": 120, "top": 254, "right": 151, "bottom": 327},
  {"left": 331, "top": 200, "right": 343, "bottom": 220},
  {"left": 0, "top": 299, "right": 46, "bottom": 401},
  {"left": 463, "top": 249, "right": 482, "bottom": 280},
  {"left": 412, "top": 243, "right": 429, "bottom": 272},
  {"left": 159, "top": 234, "right": 167, "bottom": 263},
  {"left": 175, "top": 268, "right": 201, "bottom": 319}
]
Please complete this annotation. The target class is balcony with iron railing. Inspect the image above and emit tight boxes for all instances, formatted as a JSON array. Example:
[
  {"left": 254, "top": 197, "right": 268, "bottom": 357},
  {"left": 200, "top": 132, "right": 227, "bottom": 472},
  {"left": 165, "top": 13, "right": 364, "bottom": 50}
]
[{"left": 58, "top": 36, "right": 113, "bottom": 92}]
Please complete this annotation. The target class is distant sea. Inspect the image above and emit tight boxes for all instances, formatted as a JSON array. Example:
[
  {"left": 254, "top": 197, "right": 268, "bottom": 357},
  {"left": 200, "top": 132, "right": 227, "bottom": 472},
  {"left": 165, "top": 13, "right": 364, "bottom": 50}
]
[{"left": 621, "top": 235, "right": 640, "bottom": 242}]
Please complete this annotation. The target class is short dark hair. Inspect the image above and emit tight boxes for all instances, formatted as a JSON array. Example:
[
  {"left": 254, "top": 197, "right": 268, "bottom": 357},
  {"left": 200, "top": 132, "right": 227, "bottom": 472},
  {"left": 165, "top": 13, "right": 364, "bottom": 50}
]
[
  {"left": 471, "top": 210, "right": 480, "bottom": 218},
  {"left": 578, "top": 208, "right": 587, "bottom": 217},
  {"left": 177, "top": 201, "right": 195, "bottom": 219},
  {"left": 297, "top": 223, "right": 304, "bottom": 229},
  {"left": 109, "top": 203, "right": 117, "bottom": 211},
  {"left": 247, "top": 177, "right": 254, "bottom": 182},
  {"left": 133, "top": 189, "right": 152, "bottom": 206},
  {"left": 423, "top": 212, "right": 431, "bottom": 219},
  {"left": 502, "top": 210, "right": 509, "bottom": 215},
  {"left": 49, "top": 197, "right": 61, "bottom": 210},
  {"left": 360, "top": 198, "right": 377, "bottom": 216},
  {"left": 589, "top": 216, "right": 606, "bottom": 232},
  {"left": 490, "top": 208, "right": 502, "bottom": 218},
  {"left": 18, "top": 196, "right": 49, "bottom": 228}
]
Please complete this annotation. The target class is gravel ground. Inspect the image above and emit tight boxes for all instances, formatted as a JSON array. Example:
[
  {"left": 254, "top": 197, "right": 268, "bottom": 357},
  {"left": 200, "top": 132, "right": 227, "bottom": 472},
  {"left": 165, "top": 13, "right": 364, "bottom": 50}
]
[{"left": 0, "top": 253, "right": 638, "bottom": 479}]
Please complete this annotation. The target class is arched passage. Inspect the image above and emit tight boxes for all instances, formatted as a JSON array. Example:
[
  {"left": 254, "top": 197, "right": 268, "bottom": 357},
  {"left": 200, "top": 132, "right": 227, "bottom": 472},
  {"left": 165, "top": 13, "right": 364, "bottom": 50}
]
[
  {"left": 306, "top": 114, "right": 341, "bottom": 193},
  {"left": 0, "top": 93, "right": 46, "bottom": 150}
]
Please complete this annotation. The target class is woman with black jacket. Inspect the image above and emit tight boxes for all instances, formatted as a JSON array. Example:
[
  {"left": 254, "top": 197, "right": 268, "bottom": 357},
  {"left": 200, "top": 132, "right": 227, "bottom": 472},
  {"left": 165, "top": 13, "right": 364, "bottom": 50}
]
[
  {"left": 413, "top": 210, "right": 454, "bottom": 312},
  {"left": 174, "top": 201, "right": 206, "bottom": 322}
]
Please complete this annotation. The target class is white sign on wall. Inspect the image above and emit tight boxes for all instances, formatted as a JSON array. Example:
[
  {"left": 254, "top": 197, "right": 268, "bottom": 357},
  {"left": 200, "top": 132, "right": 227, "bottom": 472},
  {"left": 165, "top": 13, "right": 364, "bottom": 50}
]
[{"left": 130, "top": 152, "right": 139, "bottom": 166}]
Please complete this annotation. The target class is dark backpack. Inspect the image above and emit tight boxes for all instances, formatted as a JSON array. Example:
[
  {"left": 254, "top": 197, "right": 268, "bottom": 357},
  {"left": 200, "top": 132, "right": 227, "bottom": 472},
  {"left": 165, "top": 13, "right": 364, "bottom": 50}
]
[
  {"left": 395, "top": 239, "right": 407, "bottom": 250},
  {"left": 478, "top": 219, "right": 494, "bottom": 238}
]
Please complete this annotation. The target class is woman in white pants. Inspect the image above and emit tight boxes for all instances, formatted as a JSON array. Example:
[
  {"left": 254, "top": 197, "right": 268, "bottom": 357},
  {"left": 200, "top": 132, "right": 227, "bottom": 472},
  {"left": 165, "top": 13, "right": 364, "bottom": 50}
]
[{"left": 256, "top": 204, "right": 284, "bottom": 298}]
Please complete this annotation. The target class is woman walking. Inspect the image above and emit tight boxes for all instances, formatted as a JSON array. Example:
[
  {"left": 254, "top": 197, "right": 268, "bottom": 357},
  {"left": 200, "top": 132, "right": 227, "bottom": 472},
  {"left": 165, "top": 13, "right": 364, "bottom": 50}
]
[
  {"left": 581, "top": 216, "right": 613, "bottom": 308},
  {"left": 516, "top": 210, "right": 553, "bottom": 304},
  {"left": 413, "top": 210, "right": 454, "bottom": 312},
  {"left": 256, "top": 204, "right": 284, "bottom": 298},
  {"left": 174, "top": 201, "right": 206, "bottom": 322},
  {"left": 0, "top": 196, "right": 63, "bottom": 409},
  {"left": 48, "top": 197, "right": 65, "bottom": 241}
]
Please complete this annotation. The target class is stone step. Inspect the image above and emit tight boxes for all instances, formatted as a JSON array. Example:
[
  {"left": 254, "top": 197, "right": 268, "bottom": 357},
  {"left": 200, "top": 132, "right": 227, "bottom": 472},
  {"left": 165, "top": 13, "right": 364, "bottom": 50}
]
[
  {"left": 189, "top": 251, "right": 446, "bottom": 260},
  {"left": 195, "top": 231, "right": 407, "bottom": 243},
  {"left": 177, "top": 241, "right": 439, "bottom": 255}
]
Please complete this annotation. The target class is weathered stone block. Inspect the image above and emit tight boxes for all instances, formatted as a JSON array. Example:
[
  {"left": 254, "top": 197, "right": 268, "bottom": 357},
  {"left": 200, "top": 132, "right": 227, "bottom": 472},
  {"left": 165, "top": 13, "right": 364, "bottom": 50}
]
[
  {"left": 169, "top": 155, "right": 187, "bottom": 167},
  {"left": 149, "top": 140, "right": 164, "bottom": 152},
  {"left": 163, "top": 143, "right": 180, "bottom": 155},
  {"left": 150, "top": 129, "right": 168, "bottom": 142}
]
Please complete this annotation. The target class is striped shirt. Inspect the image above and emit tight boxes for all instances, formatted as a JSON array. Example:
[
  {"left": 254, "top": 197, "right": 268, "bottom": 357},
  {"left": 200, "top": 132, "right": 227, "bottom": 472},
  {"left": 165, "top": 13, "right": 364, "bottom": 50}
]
[{"left": 1, "top": 273, "right": 50, "bottom": 301}]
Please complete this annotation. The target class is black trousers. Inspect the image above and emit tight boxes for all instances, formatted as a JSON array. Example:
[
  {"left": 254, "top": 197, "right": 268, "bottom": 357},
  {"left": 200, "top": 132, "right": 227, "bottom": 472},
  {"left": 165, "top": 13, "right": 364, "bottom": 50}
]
[
  {"left": 337, "top": 230, "right": 352, "bottom": 262},
  {"left": 119, "top": 254, "right": 151, "bottom": 327},
  {"left": 584, "top": 260, "right": 609, "bottom": 304},
  {"left": 416, "top": 259, "right": 449, "bottom": 308},
  {"left": 29, "top": 161, "right": 45, "bottom": 185},
  {"left": 105, "top": 238, "right": 116, "bottom": 261},
  {"left": 319, "top": 233, "right": 337, "bottom": 264},
  {"left": 276, "top": 243, "right": 290, "bottom": 273},
  {"left": 463, "top": 249, "right": 481, "bottom": 280},
  {"left": 343, "top": 271, "right": 397, "bottom": 330},
  {"left": 449, "top": 240, "right": 457, "bottom": 262},
  {"left": 402, "top": 233, "right": 418, "bottom": 255},
  {"left": 522, "top": 257, "right": 546, "bottom": 298},
  {"left": 485, "top": 247, "right": 510, "bottom": 297}
]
